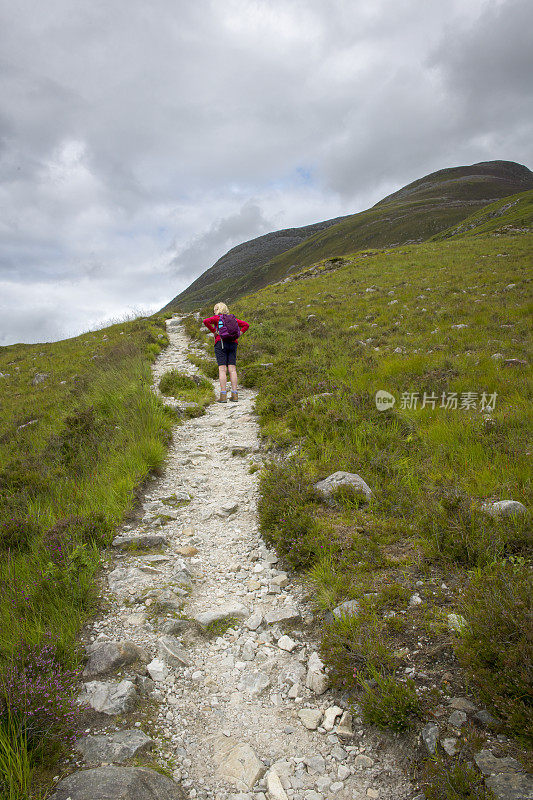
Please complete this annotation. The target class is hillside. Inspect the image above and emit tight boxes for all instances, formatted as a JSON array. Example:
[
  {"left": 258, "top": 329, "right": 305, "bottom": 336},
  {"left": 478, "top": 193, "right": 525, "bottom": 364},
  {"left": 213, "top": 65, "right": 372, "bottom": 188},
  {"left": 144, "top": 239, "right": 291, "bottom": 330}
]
[
  {"left": 184, "top": 227, "right": 532, "bottom": 796},
  {"left": 166, "top": 160, "right": 533, "bottom": 311}
]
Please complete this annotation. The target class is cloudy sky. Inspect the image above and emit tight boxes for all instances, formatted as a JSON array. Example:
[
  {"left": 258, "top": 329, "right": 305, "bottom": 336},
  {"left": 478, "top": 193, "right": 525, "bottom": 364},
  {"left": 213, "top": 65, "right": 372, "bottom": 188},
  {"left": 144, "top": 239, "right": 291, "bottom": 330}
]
[{"left": 1, "top": 0, "right": 532, "bottom": 344}]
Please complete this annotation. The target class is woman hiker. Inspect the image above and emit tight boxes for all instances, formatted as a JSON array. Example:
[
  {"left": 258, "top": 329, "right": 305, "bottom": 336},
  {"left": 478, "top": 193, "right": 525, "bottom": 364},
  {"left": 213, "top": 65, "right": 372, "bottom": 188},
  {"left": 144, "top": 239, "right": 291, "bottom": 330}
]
[{"left": 203, "top": 303, "right": 249, "bottom": 402}]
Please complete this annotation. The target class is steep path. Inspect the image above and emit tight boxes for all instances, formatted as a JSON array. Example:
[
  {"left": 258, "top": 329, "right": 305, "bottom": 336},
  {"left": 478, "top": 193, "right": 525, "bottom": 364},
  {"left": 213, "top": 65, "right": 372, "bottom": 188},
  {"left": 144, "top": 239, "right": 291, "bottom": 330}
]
[{"left": 65, "top": 318, "right": 413, "bottom": 800}]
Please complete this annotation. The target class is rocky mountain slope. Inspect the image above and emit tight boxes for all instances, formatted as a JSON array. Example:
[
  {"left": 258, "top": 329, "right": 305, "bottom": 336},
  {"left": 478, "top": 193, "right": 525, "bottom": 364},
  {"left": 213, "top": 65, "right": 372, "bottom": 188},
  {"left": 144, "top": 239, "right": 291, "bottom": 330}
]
[{"left": 164, "top": 160, "right": 533, "bottom": 312}]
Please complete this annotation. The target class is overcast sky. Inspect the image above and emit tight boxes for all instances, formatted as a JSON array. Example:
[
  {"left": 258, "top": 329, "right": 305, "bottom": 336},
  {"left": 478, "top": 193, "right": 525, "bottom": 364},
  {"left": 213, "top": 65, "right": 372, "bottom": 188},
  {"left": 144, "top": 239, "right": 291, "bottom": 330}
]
[{"left": 1, "top": 0, "right": 532, "bottom": 344}]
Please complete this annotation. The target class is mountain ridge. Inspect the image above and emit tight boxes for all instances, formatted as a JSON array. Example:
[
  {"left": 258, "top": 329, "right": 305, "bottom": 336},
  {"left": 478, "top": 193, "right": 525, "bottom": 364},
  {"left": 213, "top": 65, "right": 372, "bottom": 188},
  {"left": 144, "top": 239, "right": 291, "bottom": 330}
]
[{"left": 164, "top": 160, "right": 533, "bottom": 311}]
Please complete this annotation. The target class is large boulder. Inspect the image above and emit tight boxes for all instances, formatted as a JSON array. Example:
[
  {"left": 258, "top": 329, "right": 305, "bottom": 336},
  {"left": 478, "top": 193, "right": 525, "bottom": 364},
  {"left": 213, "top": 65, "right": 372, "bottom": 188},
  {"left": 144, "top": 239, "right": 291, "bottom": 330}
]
[
  {"left": 314, "top": 472, "right": 373, "bottom": 504},
  {"left": 74, "top": 730, "right": 154, "bottom": 764},
  {"left": 481, "top": 500, "right": 527, "bottom": 518},
  {"left": 78, "top": 680, "right": 138, "bottom": 715},
  {"left": 83, "top": 641, "right": 146, "bottom": 678},
  {"left": 48, "top": 766, "right": 181, "bottom": 800}
]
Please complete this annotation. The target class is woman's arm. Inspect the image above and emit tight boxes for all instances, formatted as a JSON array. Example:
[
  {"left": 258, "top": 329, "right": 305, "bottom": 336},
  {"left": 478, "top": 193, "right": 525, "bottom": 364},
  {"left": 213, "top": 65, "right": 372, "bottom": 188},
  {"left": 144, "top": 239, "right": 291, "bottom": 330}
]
[
  {"left": 237, "top": 319, "right": 249, "bottom": 334},
  {"left": 203, "top": 315, "right": 218, "bottom": 334}
]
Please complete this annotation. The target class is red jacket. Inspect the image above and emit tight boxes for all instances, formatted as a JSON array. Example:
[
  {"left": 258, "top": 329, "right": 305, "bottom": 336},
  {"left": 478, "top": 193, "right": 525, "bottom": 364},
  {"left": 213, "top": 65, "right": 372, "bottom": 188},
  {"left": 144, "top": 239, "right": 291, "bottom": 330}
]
[{"left": 203, "top": 315, "right": 249, "bottom": 344}]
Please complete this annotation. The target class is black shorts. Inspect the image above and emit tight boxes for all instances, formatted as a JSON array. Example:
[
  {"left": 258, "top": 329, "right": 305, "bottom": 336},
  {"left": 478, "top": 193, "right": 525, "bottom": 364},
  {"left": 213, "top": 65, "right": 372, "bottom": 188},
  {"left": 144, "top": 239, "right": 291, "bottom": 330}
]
[{"left": 214, "top": 339, "right": 238, "bottom": 366}]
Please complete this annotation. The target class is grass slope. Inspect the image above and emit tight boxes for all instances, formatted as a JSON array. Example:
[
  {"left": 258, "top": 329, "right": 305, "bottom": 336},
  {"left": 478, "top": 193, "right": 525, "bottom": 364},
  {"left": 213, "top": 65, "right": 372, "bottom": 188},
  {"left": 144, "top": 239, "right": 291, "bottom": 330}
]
[
  {"left": 169, "top": 161, "right": 533, "bottom": 311},
  {"left": 0, "top": 315, "right": 178, "bottom": 797},
  {"left": 189, "top": 230, "right": 532, "bottom": 787}
]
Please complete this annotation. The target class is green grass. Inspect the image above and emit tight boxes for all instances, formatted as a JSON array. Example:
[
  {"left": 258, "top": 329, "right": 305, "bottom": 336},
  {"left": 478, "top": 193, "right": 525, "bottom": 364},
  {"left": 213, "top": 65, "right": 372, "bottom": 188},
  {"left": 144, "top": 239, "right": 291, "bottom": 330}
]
[
  {"left": 422, "top": 756, "right": 495, "bottom": 800},
  {"left": 0, "top": 313, "right": 177, "bottom": 796},
  {"left": 203, "top": 231, "right": 533, "bottom": 748},
  {"left": 159, "top": 369, "right": 214, "bottom": 412}
]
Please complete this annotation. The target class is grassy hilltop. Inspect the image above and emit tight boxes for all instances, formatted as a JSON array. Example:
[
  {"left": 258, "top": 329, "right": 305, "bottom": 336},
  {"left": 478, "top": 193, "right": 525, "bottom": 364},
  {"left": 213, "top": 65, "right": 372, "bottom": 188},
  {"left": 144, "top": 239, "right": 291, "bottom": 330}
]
[{"left": 184, "top": 204, "right": 532, "bottom": 791}]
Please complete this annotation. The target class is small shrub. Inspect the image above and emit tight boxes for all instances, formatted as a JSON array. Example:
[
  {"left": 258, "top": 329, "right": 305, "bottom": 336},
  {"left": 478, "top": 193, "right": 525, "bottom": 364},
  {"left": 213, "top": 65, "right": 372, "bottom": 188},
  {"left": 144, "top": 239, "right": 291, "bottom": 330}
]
[
  {"left": 159, "top": 371, "right": 198, "bottom": 395},
  {"left": 258, "top": 462, "right": 324, "bottom": 569},
  {"left": 204, "top": 616, "right": 239, "bottom": 637},
  {"left": 0, "top": 518, "right": 40, "bottom": 553},
  {"left": 455, "top": 558, "right": 533, "bottom": 740},
  {"left": 44, "top": 514, "right": 113, "bottom": 552},
  {"left": 421, "top": 755, "right": 494, "bottom": 800},
  {"left": 359, "top": 669, "right": 420, "bottom": 731},
  {"left": 187, "top": 355, "right": 219, "bottom": 380},
  {"left": 375, "top": 582, "right": 411, "bottom": 611},
  {"left": 420, "top": 490, "right": 508, "bottom": 567},
  {"left": 320, "top": 613, "right": 395, "bottom": 692},
  {"left": 46, "top": 406, "right": 111, "bottom": 475},
  {"left": 330, "top": 483, "right": 369, "bottom": 509}
]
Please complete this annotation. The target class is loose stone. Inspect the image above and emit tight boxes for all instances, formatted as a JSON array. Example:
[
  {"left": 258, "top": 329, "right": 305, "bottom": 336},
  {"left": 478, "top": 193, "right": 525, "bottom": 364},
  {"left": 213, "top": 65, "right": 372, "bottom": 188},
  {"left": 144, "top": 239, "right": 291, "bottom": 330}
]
[
  {"left": 298, "top": 708, "right": 324, "bottom": 730},
  {"left": 78, "top": 680, "right": 139, "bottom": 715}
]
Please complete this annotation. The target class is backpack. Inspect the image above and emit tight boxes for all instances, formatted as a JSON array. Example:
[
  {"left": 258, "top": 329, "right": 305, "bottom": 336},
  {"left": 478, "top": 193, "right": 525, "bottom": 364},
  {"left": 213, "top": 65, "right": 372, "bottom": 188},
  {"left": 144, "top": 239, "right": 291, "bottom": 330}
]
[{"left": 217, "top": 313, "right": 241, "bottom": 342}]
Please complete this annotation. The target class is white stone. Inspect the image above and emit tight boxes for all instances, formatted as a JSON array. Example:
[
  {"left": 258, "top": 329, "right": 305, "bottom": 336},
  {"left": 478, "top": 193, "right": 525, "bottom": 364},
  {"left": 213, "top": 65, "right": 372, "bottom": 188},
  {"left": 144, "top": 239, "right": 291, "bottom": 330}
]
[
  {"left": 245, "top": 612, "right": 263, "bottom": 630},
  {"left": 336, "top": 711, "right": 353, "bottom": 738},
  {"left": 264, "top": 606, "right": 300, "bottom": 624},
  {"left": 78, "top": 680, "right": 138, "bottom": 715},
  {"left": 447, "top": 613, "right": 468, "bottom": 634},
  {"left": 238, "top": 671, "right": 271, "bottom": 696},
  {"left": 322, "top": 705, "right": 343, "bottom": 731},
  {"left": 314, "top": 471, "right": 373, "bottom": 503},
  {"left": 146, "top": 658, "right": 169, "bottom": 682},
  {"left": 157, "top": 636, "right": 190, "bottom": 668},
  {"left": 338, "top": 764, "right": 351, "bottom": 780},
  {"left": 298, "top": 708, "right": 323, "bottom": 730},
  {"left": 278, "top": 635, "right": 297, "bottom": 652},
  {"left": 266, "top": 769, "right": 289, "bottom": 800},
  {"left": 332, "top": 600, "right": 360, "bottom": 619},
  {"left": 213, "top": 736, "right": 264, "bottom": 791}
]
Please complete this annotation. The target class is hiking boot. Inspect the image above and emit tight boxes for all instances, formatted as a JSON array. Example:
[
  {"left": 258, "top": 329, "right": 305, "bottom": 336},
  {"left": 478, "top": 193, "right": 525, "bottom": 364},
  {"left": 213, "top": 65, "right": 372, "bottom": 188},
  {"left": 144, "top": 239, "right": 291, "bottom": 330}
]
[
  {"left": 230, "top": 391, "right": 238, "bottom": 402},
  {"left": 217, "top": 391, "right": 227, "bottom": 403}
]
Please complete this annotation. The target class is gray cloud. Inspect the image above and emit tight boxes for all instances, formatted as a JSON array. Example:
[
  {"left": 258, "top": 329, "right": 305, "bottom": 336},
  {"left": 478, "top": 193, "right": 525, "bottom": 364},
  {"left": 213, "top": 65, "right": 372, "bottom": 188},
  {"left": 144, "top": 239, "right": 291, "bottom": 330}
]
[
  {"left": 170, "top": 201, "right": 272, "bottom": 278},
  {"left": 0, "top": 0, "right": 531, "bottom": 343}
]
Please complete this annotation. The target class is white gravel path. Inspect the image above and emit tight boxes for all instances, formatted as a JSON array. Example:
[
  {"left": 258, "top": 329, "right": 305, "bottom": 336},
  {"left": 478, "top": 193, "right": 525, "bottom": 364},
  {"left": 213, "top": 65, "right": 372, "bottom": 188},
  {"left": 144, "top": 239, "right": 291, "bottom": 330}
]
[{"left": 78, "top": 317, "right": 413, "bottom": 800}]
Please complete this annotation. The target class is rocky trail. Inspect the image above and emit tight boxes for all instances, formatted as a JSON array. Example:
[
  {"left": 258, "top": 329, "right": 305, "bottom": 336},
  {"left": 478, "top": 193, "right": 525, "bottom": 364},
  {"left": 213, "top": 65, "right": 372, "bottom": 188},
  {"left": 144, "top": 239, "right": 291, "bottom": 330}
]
[{"left": 51, "top": 317, "right": 414, "bottom": 800}]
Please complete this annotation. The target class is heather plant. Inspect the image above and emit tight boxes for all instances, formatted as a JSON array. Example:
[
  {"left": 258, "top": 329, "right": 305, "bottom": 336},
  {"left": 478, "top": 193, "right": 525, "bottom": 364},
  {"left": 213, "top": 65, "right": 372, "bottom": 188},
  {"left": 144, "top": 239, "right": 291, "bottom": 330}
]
[
  {"left": 456, "top": 558, "right": 533, "bottom": 741},
  {"left": 0, "top": 518, "right": 40, "bottom": 554},
  {"left": 0, "top": 634, "right": 81, "bottom": 760},
  {"left": 421, "top": 756, "right": 494, "bottom": 800},
  {"left": 320, "top": 612, "right": 395, "bottom": 693},
  {"left": 359, "top": 669, "right": 420, "bottom": 731}
]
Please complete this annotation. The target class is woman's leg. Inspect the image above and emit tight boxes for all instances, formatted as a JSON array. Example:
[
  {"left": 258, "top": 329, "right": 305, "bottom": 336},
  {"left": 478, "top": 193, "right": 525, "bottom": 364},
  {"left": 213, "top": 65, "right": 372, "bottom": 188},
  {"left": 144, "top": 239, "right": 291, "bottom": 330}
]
[
  {"left": 218, "top": 365, "right": 227, "bottom": 392},
  {"left": 228, "top": 364, "right": 238, "bottom": 392}
]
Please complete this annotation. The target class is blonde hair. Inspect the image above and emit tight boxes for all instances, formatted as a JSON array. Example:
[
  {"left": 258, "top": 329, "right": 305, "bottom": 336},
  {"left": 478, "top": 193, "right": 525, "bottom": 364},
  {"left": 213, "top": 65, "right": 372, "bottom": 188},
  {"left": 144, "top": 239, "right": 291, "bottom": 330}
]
[{"left": 214, "top": 302, "right": 229, "bottom": 314}]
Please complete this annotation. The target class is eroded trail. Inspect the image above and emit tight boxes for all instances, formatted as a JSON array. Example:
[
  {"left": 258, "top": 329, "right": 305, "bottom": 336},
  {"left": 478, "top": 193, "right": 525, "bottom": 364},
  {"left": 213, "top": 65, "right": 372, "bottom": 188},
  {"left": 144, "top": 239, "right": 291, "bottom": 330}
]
[{"left": 73, "top": 317, "right": 412, "bottom": 800}]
